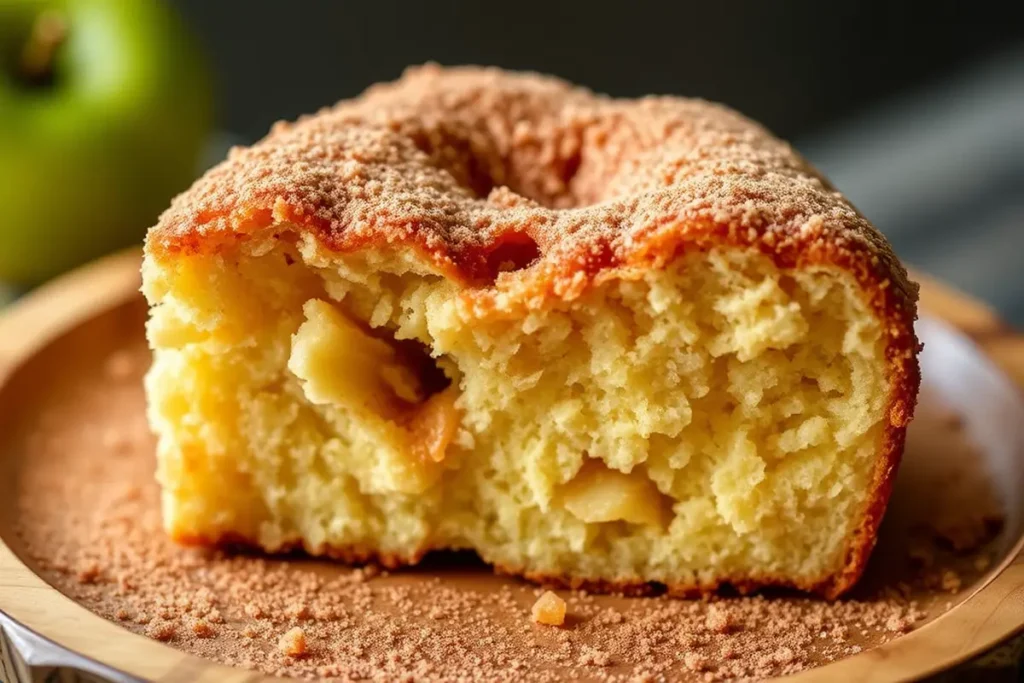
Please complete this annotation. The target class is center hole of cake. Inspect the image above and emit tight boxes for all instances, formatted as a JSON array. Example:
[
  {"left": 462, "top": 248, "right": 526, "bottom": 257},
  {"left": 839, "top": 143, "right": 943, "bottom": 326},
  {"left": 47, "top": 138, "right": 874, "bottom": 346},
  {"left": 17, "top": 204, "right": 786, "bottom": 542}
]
[{"left": 410, "top": 128, "right": 584, "bottom": 209}]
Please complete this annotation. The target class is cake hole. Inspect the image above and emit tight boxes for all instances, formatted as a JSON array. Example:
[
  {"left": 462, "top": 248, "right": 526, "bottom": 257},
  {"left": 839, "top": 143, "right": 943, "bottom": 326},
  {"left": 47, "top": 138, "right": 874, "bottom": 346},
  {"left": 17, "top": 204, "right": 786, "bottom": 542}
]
[
  {"left": 369, "top": 332, "right": 452, "bottom": 400},
  {"left": 778, "top": 274, "right": 798, "bottom": 299},
  {"left": 485, "top": 233, "right": 541, "bottom": 276},
  {"left": 407, "top": 124, "right": 591, "bottom": 209},
  {"left": 407, "top": 127, "right": 497, "bottom": 200}
]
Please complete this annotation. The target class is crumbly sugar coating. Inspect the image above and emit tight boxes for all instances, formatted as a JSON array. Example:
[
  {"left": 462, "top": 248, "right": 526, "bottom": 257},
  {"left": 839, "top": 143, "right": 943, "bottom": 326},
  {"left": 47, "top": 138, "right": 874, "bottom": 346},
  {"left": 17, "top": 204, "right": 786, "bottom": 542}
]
[{"left": 148, "top": 65, "right": 915, "bottom": 318}]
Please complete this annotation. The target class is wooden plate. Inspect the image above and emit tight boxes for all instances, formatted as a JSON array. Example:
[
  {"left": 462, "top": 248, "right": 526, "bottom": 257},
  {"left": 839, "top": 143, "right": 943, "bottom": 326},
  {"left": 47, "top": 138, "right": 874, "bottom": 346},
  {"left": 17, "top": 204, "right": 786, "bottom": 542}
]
[{"left": 0, "top": 249, "right": 1022, "bottom": 682}]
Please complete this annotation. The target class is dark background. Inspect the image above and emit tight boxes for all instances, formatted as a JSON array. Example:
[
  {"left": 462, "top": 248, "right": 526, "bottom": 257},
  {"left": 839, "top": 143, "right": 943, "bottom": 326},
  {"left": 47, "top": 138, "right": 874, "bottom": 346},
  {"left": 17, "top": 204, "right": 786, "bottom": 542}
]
[
  {"left": 173, "top": 0, "right": 1019, "bottom": 142},
  {"left": 173, "top": 0, "right": 1024, "bottom": 323}
]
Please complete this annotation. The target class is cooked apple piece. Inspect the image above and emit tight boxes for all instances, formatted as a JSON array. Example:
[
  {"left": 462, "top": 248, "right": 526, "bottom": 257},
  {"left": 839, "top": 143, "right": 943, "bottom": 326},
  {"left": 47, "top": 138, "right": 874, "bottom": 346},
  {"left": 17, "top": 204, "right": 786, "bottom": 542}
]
[
  {"left": 406, "top": 386, "right": 460, "bottom": 464},
  {"left": 288, "top": 298, "right": 460, "bottom": 467},
  {"left": 289, "top": 299, "right": 426, "bottom": 418},
  {"left": 561, "top": 460, "right": 669, "bottom": 527}
]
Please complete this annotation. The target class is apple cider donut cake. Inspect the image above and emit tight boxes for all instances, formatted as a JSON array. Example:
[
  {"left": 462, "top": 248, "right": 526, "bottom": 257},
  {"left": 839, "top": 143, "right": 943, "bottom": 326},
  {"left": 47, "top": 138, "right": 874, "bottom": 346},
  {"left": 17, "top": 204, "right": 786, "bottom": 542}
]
[{"left": 143, "top": 65, "right": 920, "bottom": 599}]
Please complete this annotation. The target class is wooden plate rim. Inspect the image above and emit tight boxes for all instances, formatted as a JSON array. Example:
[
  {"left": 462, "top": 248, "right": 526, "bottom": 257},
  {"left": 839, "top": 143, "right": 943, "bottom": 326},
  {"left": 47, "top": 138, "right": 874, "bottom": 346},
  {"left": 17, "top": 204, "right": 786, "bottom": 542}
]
[{"left": 0, "top": 250, "right": 1020, "bottom": 683}]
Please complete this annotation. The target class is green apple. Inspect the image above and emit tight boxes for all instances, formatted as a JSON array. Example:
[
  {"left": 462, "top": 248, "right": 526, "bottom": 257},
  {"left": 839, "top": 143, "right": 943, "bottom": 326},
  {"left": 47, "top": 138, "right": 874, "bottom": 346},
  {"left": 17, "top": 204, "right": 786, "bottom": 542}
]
[{"left": 0, "top": 0, "right": 212, "bottom": 285}]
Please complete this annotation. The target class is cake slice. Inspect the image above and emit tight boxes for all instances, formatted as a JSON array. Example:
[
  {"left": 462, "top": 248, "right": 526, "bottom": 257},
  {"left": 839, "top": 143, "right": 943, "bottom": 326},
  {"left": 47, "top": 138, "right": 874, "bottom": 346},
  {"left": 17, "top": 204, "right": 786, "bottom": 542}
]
[{"left": 143, "top": 66, "right": 920, "bottom": 598}]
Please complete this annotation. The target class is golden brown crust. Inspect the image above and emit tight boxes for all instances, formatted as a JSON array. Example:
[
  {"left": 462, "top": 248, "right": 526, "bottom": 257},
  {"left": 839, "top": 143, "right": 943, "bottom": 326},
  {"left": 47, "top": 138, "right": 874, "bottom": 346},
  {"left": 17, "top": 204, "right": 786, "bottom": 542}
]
[
  {"left": 172, "top": 529, "right": 880, "bottom": 601},
  {"left": 171, "top": 531, "right": 429, "bottom": 570},
  {"left": 150, "top": 65, "right": 920, "bottom": 599}
]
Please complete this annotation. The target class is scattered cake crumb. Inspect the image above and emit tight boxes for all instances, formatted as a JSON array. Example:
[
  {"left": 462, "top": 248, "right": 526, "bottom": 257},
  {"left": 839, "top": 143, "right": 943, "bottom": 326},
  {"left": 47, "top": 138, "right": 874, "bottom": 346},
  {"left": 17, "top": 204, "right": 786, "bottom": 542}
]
[
  {"left": 278, "top": 627, "right": 307, "bottom": 657},
  {"left": 286, "top": 602, "right": 311, "bottom": 621},
  {"left": 885, "top": 614, "right": 912, "bottom": 633},
  {"left": 191, "top": 619, "right": 215, "bottom": 638},
  {"left": 531, "top": 591, "right": 566, "bottom": 626},
  {"left": 684, "top": 652, "right": 707, "bottom": 671},
  {"left": 578, "top": 646, "right": 612, "bottom": 667},
  {"left": 146, "top": 620, "right": 176, "bottom": 641},
  {"left": 705, "top": 604, "right": 733, "bottom": 633}
]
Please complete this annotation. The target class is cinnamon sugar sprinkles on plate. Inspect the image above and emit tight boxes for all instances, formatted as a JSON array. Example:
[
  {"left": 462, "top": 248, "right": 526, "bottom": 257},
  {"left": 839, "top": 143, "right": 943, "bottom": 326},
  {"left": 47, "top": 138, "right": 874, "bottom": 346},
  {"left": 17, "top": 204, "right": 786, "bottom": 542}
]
[{"left": 8, "top": 327, "right": 1004, "bottom": 682}]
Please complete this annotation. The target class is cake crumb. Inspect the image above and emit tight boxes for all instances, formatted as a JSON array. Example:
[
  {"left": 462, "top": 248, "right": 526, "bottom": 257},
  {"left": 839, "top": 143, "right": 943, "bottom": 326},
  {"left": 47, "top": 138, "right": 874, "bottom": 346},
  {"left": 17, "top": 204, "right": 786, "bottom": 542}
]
[
  {"left": 684, "top": 652, "right": 707, "bottom": 671},
  {"left": 885, "top": 614, "right": 913, "bottom": 633},
  {"left": 531, "top": 591, "right": 566, "bottom": 626},
  {"left": 578, "top": 646, "right": 611, "bottom": 667},
  {"left": 705, "top": 604, "right": 733, "bottom": 633},
  {"left": 146, "top": 620, "right": 175, "bottom": 641},
  {"left": 278, "top": 627, "right": 307, "bottom": 657},
  {"left": 286, "top": 602, "right": 311, "bottom": 621},
  {"left": 191, "top": 619, "right": 215, "bottom": 638}
]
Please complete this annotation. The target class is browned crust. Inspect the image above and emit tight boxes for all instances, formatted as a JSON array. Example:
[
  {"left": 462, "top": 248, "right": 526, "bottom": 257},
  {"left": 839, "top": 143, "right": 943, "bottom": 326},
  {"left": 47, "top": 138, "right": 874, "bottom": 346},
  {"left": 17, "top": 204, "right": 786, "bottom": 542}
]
[
  {"left": 171, "top": 531, "right": 430, "bottom": 570},
  {"left": 179, "top": 529, "right": 841, "bottom": 598},
  {"left": 149, "top": 65, "right": 920, "bottom": 600}
]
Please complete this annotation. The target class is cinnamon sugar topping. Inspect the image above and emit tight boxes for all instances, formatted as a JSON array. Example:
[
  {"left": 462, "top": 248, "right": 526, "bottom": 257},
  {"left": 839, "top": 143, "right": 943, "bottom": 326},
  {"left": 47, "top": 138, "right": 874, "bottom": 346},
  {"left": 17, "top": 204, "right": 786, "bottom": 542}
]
[{"left": 148, "top": 66, "right": 916, "bottom": 327}]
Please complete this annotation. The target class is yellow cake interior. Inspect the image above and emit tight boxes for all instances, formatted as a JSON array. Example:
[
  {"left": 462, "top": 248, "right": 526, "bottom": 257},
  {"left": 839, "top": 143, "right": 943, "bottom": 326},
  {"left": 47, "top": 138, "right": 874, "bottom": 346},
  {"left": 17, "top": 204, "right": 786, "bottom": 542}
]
[{"left": 143, "top": 231, "right": 888, "bottom": 590}]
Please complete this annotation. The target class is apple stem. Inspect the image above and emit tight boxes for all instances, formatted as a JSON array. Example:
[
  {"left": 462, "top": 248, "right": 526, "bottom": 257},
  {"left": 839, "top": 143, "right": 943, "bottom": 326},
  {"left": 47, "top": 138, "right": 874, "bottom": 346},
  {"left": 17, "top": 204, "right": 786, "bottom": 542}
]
[{"left": 18, "top": 10, "right": 68, "bottom": 86}]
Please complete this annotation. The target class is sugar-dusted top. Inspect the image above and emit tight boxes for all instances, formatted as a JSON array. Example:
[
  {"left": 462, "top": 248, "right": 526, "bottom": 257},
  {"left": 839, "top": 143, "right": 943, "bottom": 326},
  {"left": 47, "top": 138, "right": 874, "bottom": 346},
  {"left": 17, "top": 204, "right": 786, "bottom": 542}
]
[{"left": 147, "top": 64, "right": 916, "bottom": 320}]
